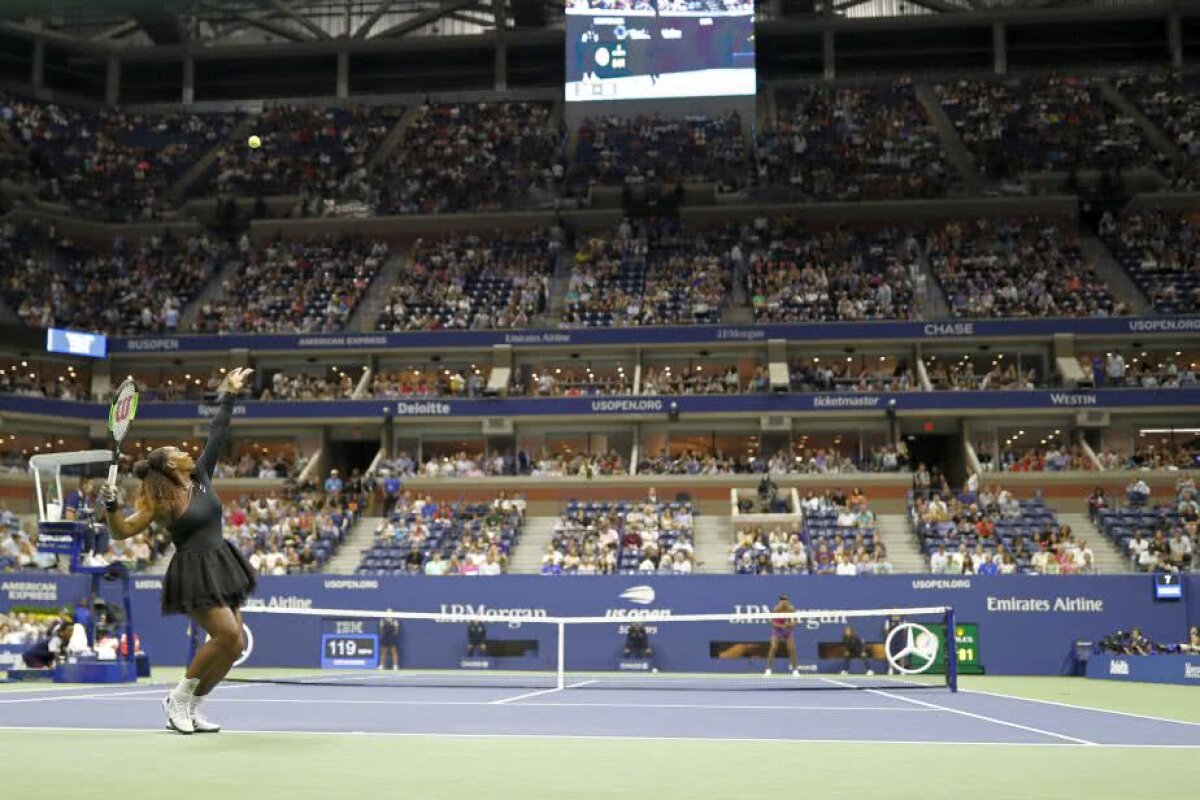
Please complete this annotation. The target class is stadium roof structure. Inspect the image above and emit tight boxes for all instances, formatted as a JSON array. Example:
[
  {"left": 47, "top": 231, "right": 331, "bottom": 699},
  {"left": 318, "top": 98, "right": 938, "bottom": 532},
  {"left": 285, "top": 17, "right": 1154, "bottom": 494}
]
[{"left": 0, "top": 0, "right": 1182, "bottom": 49}]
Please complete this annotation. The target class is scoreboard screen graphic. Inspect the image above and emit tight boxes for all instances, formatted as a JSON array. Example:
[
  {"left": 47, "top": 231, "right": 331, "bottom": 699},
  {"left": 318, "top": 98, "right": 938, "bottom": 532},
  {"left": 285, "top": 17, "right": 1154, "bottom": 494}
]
[
  {"left": 320, "top": 618, "right": 380, "bottom": 668},
  {"left": 928, "top": 622, "right": 985, "bottom": 675},
  {"left": 565, "top": 0, "right": 756, "bottom": 102}
]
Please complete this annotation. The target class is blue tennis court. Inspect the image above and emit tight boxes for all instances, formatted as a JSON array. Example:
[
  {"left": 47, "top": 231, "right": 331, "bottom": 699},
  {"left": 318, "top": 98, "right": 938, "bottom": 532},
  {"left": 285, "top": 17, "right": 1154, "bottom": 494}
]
[{"left": 2, "top": 678, "right": 1197, "bottom": 748}]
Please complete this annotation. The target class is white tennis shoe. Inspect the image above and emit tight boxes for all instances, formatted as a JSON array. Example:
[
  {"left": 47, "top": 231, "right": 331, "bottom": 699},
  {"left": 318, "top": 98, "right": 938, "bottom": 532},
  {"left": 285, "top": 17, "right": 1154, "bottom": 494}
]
[
  {"left": 763, "top": 668, "right": 772, "bottom": 676},
  {"left": 190, "top": 700, "right": 221, "bottom": 733},
  {"left": 163, "top": 695, "right": 194, "bottom": 734}
]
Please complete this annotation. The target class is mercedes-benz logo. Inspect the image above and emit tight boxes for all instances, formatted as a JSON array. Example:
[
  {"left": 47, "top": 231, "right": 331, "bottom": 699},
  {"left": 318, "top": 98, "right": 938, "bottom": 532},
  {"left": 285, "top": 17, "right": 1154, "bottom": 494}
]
[{"left": 884, "top": 622, "right": 939, "bottom": 675}]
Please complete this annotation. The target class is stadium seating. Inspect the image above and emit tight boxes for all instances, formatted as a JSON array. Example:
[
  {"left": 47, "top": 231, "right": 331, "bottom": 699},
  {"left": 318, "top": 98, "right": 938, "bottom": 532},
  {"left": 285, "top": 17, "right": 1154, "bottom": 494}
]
[
  {"left": 1, "top": 230, "right": 229, "bottom": 335},
  {"left": 196, "top": 104, "right": 401, "bottom": 202},
  {"left": 926, "top": 217, "right": 1126, "bottom": 318},
  {"left": 910, "top": 491, "right": 1088, "bottom": 574},
  {"left": 7, "top": 97, "right": 239, "bottom": 221},
  {"left": 748, "top": 222, "right": 919, "bottom": 322},
  {"left": 936, "top": 75, "right": 1156, "bottom": 178},
  {"left": 224, "top": 488, "right": 359, "bottom": 575},
  {"left": 543, "top": 498, "right": 695, "bottom": 575},
  {"left": 1096, "top": 505, "right": 1195, "bottom": 572},
  {"left": 757, "top": 80, "right": 954, "bottom": 201},
  {"left": 570, "top": 113, "right": 747, "bottom": 193},
  {"left": 1100, "top": 209, "right": 1200, "bottom": 315},
  {"left": 373, "top": 101, "right": 562, "bottom": 215},
  {"left": 357, "top": 498, "right": 522, "bottom": 575},
  {"left": 561, "top": 219, "right": 735, "bottom": 327},
  {"left": 376, "top": 231, "right": 556, "bottom": 331},
  {"left": 194, "top": 235, "right": 389, "bottom": 334},
  {"left": 1113, "top": 72, "right": 1200, "bottom": 187}
]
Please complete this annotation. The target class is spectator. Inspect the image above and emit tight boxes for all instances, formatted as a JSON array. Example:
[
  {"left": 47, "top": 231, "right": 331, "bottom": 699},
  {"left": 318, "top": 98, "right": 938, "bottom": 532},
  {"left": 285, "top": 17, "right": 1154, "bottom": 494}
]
[{"left": 1127, "top": 477, "right": 1151, "bottom": 507}]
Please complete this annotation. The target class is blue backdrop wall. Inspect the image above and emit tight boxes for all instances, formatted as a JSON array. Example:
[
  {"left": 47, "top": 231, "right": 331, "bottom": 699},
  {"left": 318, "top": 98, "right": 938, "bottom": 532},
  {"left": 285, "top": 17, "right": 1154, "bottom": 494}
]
[{"left": 1, "top": 574, "right": 1194, "bottom": 675}]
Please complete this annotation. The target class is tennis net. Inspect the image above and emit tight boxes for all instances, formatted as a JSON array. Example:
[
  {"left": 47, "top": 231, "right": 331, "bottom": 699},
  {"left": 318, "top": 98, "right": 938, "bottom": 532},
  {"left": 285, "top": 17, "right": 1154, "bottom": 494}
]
[{"left": 221, "top": 604, "right": 958, "bottom": 691}]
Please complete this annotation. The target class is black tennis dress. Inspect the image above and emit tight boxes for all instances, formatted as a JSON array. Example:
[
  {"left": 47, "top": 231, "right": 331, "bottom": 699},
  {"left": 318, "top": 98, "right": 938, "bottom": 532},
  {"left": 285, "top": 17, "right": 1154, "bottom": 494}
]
[{"left": 160, "top": 393, "right": 257, "bottom": 616}]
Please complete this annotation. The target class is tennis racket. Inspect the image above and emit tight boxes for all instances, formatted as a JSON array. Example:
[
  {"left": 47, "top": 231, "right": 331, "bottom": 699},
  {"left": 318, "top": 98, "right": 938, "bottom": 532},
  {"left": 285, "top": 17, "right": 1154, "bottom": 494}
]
[{"left": 106, "top": 377, "right": 140, "bottom": 490}]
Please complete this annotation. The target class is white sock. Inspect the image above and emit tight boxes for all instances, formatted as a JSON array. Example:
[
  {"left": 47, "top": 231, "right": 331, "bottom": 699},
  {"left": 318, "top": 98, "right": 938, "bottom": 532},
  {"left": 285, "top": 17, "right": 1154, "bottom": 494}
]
[
  {"left": 171, "top": 677, "right": 199, "bottom": 704},
  {"left": 189, "top": 695, "right": 204, "bottom": 711}
]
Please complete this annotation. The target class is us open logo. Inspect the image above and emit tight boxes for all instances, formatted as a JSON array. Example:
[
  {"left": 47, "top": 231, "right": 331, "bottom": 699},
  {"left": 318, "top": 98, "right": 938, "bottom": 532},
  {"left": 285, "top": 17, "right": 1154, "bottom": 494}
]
[{"left": 619, "top": 586, "right": 656, "bottom": 606}]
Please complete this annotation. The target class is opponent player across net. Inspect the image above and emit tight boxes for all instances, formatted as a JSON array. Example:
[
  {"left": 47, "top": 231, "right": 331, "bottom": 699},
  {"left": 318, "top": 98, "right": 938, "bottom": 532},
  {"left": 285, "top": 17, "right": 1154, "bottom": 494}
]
[{"left": 764, "top": 593, "right": 799, "bottom": 676}]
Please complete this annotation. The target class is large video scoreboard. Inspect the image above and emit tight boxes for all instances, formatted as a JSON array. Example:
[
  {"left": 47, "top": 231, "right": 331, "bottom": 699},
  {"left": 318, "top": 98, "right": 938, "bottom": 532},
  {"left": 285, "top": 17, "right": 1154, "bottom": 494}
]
[{"left": 565, "top": 0, "right": 755, "bottom": 102}]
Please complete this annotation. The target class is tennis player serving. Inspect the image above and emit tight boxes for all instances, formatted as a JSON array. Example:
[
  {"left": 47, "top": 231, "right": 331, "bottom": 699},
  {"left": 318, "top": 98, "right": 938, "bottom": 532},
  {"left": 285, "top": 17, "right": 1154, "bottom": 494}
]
[
  {"left": 764, "top": 593, "right": 800, "bottom": 676},
  {"left": 102, "top": 367, "right": 256, "bottom": 735}
]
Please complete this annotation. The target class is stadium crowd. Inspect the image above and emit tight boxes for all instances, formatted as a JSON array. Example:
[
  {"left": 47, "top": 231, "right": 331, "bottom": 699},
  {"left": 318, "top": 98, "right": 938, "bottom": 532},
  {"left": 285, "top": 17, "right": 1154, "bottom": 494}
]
[
  {"left": 3, "top": 229, "right": 228, "bottom": 336},
  {"left": 561, "top": 219, "right": 735, "bottom": 327},
  {"left": 732, "top": 488, "right": 892, "bottom": 576},
  {"left": 194, "top": 235, "right": 388, "bottom": 334},
  {"left": 376, "top": 231, "right": 556, "bottom": 331},
  {"left": 911, "top": 488, "right": 1096, "bottom": 575},
  {"left": 7, "top": 97, "right": 239, "bottom": 221},
  {"left": 757, "top": 80, "right": 953, "bottom": 201},
  {"left": 1079, "top": 350, "right": 1198, "bottom": 389},
  {"left": 747, "top": 223, "right": 921, "bottom": 322},
  {"left": 544, "top": 494, "right": 695, "bottom": 575},
  {"left": 1098, "top": 209, "right": 1200, "bottom": 315},
  {"left": 200, "top": 104, "right": 400, "bottom": 203},
  {"left": 364, "top": 492, "right": 525, "bottom": 576},
  {"left": 926, "top": 218, "right": 1127, "bottom": 318},
  {"left": 570, "top": 113, "right": 747, "bottom": 193},
  {"left": 1093, "top": 475, "right": 1197, "bottom": 572},
  {"left": 936, "top": 76, "right": 1154, "bottom": 178},
  {"left": 373, "top": 102, "right": 562, "bottom": 215}
]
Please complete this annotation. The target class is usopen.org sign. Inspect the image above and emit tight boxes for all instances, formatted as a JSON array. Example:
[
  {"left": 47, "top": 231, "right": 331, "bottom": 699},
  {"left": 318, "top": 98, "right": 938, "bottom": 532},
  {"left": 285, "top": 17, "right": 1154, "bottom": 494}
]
[{"left": 590, "top": 399, "right": 664, "bottom": 413}]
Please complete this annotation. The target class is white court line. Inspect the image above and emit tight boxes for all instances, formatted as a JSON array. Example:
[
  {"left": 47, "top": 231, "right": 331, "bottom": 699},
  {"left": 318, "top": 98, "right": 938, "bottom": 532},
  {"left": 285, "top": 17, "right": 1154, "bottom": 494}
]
[
  {"left": 490, "top": 680, "right": 598, "bottom": 704},
  {"left": 0, "top": 724, "right": 1195, "bottom": 748},
  {"left": 186, "top": 698, "right": 944, "bottom": 712},
  {"left": 0, "top": 683, "right": 257, "bottom": 705},
  {"left": 864, "top": 686, "right": 1099, "bottom": 748},
  {"left": 962, "top": 688, "right": 1200, "bottom": 728}
]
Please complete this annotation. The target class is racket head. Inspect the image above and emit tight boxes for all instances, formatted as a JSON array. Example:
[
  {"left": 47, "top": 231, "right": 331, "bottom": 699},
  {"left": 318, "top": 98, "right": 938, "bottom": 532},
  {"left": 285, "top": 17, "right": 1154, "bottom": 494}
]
[{"left": 108, "top": 378, "right": 139, "bottom": 444}]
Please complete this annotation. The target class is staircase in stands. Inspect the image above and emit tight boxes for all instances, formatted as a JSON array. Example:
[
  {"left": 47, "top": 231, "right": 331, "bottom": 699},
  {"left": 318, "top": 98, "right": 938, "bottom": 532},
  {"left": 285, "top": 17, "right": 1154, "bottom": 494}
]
[{"left": 322, "top": 515, "right": 384, "bottom": 574}]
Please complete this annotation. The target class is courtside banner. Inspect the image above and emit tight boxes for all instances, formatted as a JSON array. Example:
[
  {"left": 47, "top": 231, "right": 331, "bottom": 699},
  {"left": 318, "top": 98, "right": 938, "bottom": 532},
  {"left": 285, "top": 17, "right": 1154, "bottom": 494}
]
[
  {"left": 107, "top": 316, "right": 1200, "bottom": 354},
  {"left": 0, "top": 389, "right": 1197, "bottom": 422},
  {"left": 3, "top": 574, "right": 1192, "bottom": 675},
  {"left": 1086, "top": 653, "right": 1200, "bottom": 686}
]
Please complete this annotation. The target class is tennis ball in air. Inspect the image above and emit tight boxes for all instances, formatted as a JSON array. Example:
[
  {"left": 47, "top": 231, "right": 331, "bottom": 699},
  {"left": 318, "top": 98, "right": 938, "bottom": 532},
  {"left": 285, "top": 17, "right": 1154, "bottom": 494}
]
[{"left": 248, "top": 135, "right": 262, "bottom": 149}]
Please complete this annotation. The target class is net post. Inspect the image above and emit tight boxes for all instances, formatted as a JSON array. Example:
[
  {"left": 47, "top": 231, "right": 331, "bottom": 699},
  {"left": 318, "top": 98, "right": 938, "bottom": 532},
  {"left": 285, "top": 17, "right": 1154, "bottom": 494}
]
[
  {"left": 945, "top": 606, "right": 958, "bottom": 693},
  {"left": 556, "top": 621, "right": 565, "bottom": 690}
]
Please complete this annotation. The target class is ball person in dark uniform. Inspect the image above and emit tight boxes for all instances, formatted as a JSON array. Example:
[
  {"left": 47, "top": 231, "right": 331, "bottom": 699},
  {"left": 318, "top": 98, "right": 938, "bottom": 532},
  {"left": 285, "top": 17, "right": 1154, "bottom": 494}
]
[
  {"left": 103, "top": 367, "right": 257, "bottom": 735},
  {"left": 840, "top": 625, "right": 872, "bottom": 675},
  {"left": 379, "top": 610, "right": 401, "bottom": 670},
  {"left": 467, "top": 620, "right": 487, "bottom": 657},
  {"left": 623, "top": 622, "right": 653, "bottom": 660}
]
